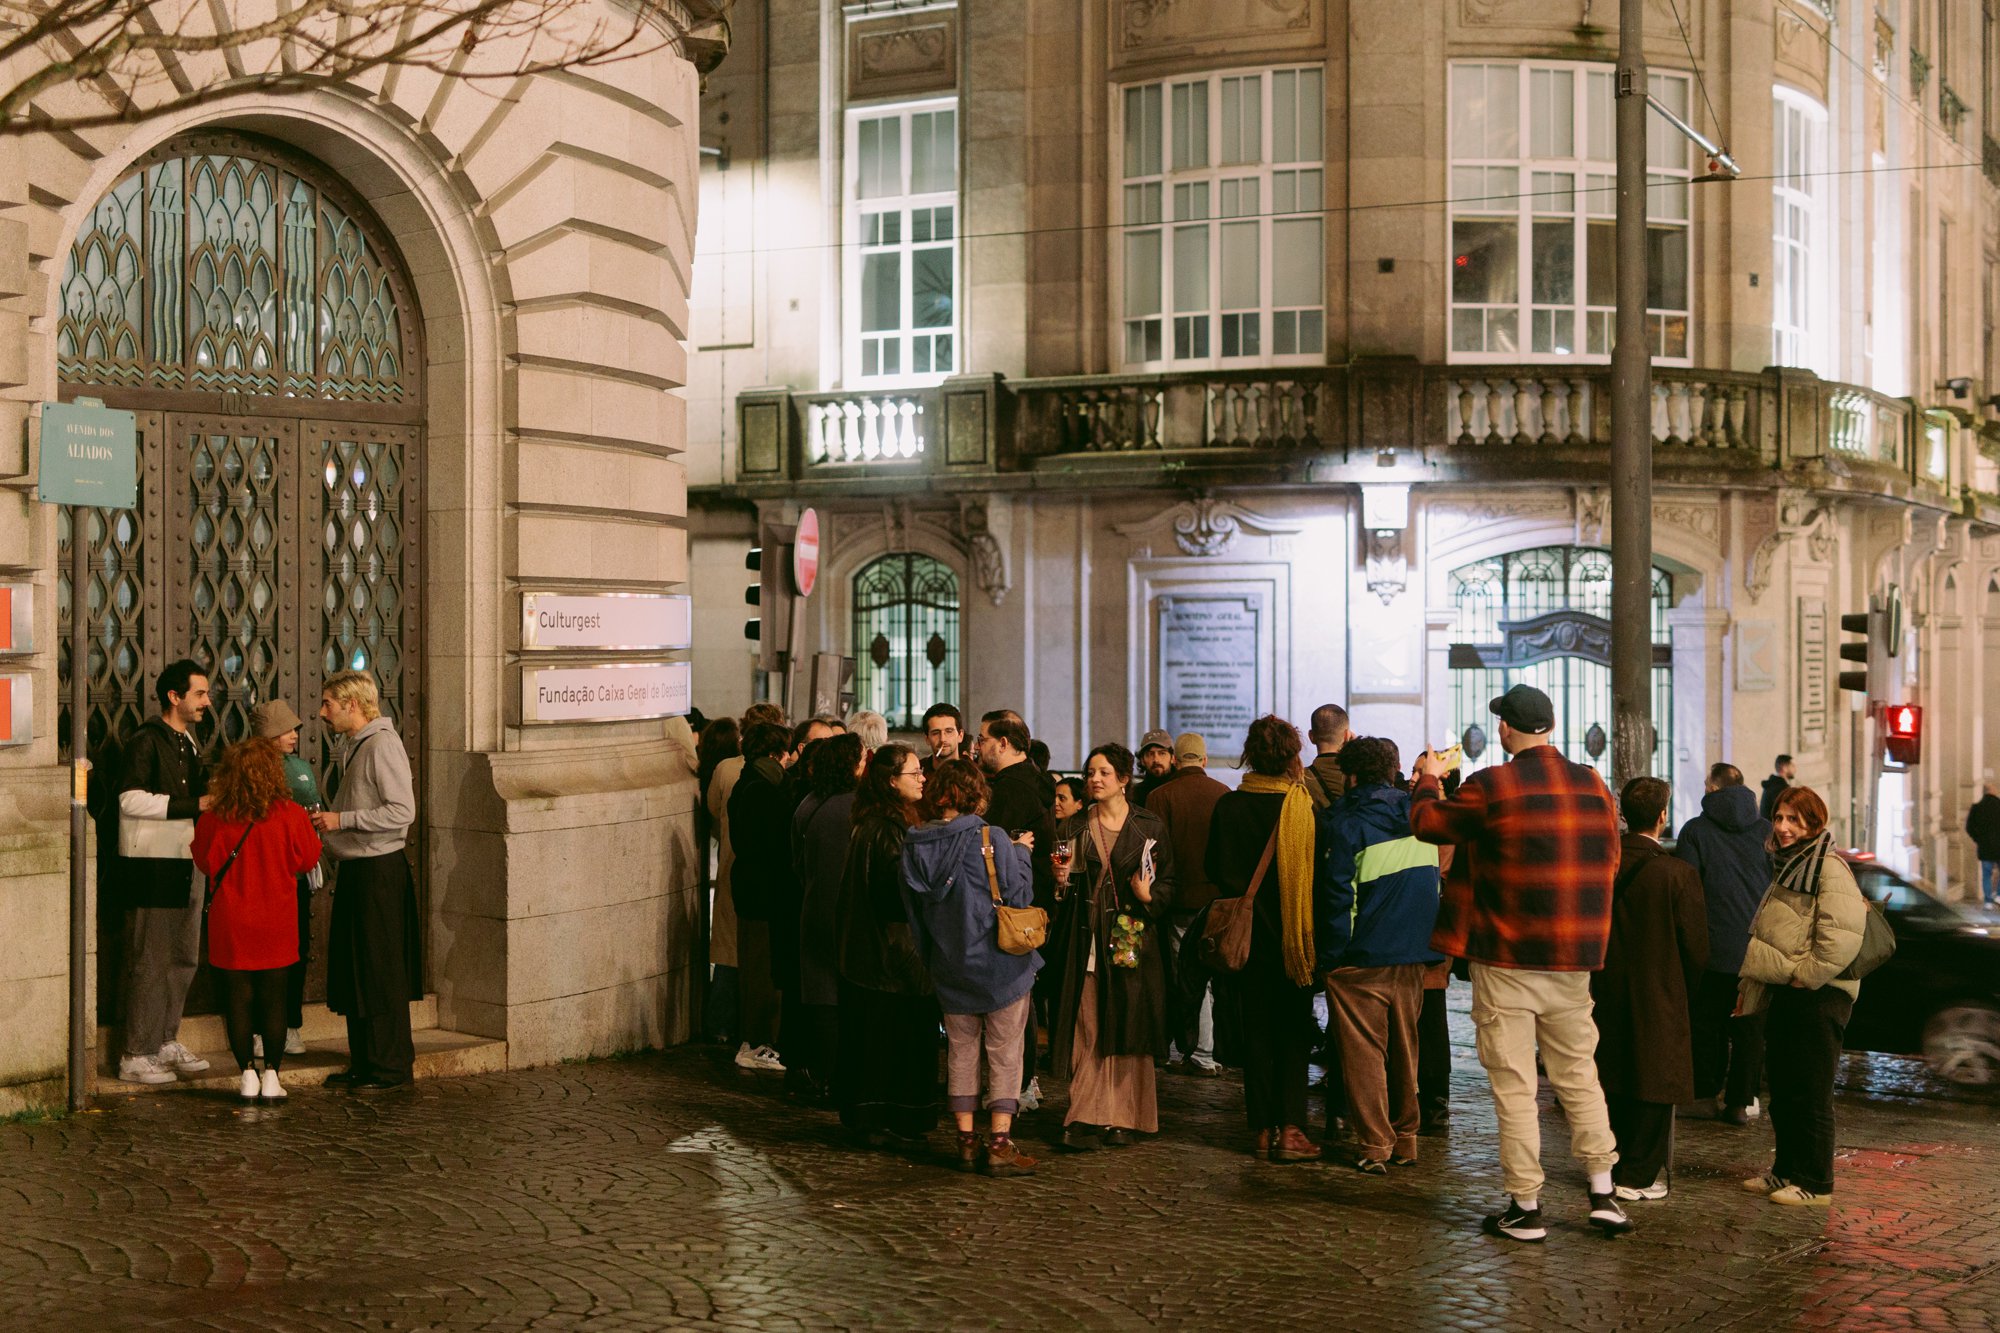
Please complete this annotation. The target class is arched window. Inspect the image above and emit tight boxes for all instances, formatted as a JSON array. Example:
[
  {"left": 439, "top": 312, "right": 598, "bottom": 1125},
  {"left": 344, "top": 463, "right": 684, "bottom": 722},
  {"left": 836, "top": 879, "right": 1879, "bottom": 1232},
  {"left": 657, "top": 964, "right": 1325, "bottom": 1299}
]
[
  {"left": 1447, "top": 545, "right": 1674, "bottom": 796},
  {"left": 852, "top": 554, "right": 959, "bottom": 731}
]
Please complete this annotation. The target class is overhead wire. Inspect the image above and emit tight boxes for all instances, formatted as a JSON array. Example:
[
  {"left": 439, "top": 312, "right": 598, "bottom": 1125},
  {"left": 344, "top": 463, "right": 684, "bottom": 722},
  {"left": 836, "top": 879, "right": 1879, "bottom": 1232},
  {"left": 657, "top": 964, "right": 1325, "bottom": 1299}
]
[{"left": 698, "top": 155, "right": 1985, "bottom": 259}]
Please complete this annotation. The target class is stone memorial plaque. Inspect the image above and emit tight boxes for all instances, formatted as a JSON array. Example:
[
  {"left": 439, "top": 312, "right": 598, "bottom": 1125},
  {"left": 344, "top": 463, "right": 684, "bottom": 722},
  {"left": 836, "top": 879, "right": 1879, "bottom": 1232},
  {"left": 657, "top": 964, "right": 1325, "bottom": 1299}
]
[{"left": 1158, "top": 594, "right": 1260, "bottom": 742}]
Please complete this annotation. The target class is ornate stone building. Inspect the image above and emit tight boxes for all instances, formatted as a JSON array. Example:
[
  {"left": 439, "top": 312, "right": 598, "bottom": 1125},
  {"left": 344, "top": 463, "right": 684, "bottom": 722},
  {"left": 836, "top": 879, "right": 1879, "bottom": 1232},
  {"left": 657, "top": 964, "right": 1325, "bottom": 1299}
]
[
  {"left": 690, "top": 0, "right": 2000, "bottom": 902},
  {"left": 0, "top": 3, "right": 721, "bottom": 1110}
]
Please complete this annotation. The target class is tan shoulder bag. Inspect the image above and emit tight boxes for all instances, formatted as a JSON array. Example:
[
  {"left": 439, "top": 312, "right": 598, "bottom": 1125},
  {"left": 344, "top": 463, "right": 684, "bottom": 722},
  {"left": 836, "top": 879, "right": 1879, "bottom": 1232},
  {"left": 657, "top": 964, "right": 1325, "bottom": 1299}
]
[{"left": 982, "top": 825, "right": 1049, "bottom": 956}]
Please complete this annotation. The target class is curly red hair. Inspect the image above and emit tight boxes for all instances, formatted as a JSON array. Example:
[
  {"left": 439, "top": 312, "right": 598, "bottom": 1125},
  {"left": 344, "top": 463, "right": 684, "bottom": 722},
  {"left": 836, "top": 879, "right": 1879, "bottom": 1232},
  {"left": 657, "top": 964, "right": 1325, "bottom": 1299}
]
[{"left": 209, "top": 737, "right": 291, "bottom": 823}]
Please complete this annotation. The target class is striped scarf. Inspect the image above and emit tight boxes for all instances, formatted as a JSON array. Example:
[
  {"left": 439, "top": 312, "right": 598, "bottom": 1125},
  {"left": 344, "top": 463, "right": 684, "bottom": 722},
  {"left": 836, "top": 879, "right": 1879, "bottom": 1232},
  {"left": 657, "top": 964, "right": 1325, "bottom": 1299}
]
[
  {"left": 1238, "top": 772, "right": 1317, "bottom": 986},
  {"left": 1772, "top": 829, "right": 1835, "bottom": 897}
]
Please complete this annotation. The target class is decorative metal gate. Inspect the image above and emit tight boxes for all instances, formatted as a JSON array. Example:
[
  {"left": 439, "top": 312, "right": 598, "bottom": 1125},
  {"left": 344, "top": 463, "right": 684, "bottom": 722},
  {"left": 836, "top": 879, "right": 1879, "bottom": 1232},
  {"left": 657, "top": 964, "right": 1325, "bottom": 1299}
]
[
  {"left": 1446, "top": 546, "right": 1675, "bottom": 810},
  {"left": 54, "top": 132, "right": 425, "bottom": 1017},
  {"left": 852, "top": 554, "right": 960, "bottom": 730}
]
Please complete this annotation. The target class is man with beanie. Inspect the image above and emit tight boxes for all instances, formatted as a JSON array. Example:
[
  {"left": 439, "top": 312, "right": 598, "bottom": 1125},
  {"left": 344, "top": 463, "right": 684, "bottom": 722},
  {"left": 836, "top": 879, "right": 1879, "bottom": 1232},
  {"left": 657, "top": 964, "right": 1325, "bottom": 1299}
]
[
  {"left": 1147, "top": 732, "right": 1229, "bottom": 1075},
  {"left": 1675, "top": 762, "right": 1772, "bottom": 1124},
  {"left": 251, "top": 699, "right": 323, "bottom": 1058},
  {"left": 1412, "top": 684, "right": 1628, "bottom": 1243}
]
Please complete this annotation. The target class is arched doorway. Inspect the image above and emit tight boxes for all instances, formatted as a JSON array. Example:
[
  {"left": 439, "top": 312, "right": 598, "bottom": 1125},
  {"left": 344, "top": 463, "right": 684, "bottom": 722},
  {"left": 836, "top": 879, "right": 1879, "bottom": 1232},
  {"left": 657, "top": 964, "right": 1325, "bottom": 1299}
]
[
  {"left": 56, "top": 130, "right": 426, "bottom": 1017},
  {"left": 1445, "top": 545, "right": 1675, "bottom": 810}
]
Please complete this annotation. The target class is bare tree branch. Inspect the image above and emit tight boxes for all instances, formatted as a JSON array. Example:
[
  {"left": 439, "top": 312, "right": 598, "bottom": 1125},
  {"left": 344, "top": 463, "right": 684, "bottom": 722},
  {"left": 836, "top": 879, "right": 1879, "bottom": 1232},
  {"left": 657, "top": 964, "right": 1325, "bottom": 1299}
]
[{"left": 0, "top": 0, "right": 732, "bottom": 135}]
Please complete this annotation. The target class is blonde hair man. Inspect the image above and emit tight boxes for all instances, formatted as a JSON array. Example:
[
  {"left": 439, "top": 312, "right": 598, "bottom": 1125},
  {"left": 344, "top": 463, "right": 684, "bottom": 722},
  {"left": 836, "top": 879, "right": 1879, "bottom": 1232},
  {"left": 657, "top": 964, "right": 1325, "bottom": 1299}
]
[{"left": 315, "top": 670, "right": 418, "bottom": 1090}]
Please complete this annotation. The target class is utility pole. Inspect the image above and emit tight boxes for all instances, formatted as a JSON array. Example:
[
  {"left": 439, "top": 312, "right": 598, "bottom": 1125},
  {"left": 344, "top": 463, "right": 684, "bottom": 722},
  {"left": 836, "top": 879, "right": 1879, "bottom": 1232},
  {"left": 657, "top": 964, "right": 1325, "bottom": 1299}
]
[{"left": 1610, "top": 0, "right": 1655, "bottom": 787}]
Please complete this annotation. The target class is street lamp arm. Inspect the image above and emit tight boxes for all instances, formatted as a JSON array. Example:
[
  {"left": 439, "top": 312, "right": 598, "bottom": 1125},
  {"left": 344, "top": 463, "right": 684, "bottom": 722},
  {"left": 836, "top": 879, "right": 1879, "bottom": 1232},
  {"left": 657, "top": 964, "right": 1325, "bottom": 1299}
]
[{"left": 1646, "top": 92, "right": 1740, "bottom": 179}]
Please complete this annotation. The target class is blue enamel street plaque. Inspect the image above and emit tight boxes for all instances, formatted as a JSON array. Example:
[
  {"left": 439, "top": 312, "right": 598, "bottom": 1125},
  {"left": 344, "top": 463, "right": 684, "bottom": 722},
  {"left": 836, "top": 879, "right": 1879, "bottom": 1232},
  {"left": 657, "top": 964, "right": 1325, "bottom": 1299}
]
[{"left": 38, "top": 399, "right": 136, "bottom": 508}]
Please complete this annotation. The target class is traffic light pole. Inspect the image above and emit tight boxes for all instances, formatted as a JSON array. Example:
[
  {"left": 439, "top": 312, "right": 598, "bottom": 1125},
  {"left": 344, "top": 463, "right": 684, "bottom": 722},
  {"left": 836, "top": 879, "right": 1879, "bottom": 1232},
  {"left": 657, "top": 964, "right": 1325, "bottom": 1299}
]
[{"left": 1610, "top": 0, "right": 1656, "bottom": 788}]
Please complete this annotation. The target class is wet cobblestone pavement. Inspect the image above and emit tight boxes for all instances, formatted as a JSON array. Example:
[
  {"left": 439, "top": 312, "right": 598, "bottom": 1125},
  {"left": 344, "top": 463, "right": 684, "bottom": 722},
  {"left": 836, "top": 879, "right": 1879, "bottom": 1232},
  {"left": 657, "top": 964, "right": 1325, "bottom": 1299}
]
[{"left": 3, "top": 1001, "right": 1998, "bottom": 1332}]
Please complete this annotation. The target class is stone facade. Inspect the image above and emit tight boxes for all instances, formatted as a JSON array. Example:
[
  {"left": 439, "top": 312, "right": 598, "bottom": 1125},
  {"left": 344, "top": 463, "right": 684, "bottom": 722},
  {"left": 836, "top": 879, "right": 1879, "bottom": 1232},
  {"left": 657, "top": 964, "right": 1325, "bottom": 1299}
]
[
  {"left": 0, "top": 3, "right": 713, "bottom": 1111},
  {"left": 690, "top": 0, "right": 2000, "bottom": 905}
]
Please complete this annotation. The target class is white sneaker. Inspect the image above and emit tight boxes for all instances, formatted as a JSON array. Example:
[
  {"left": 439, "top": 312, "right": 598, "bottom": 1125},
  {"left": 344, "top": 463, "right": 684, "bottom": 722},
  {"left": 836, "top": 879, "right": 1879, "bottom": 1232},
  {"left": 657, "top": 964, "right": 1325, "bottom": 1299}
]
[
  {"left": 237, "top": 1070, "right": 261, "bottom": 1101},
  {"left": 118, "top": 1054, "right": 176, "bottom": 1085},
  {"left": 284, "top": 1028, "right": 307, "bottom": 1056},
  {"left": 1744, "top": 1097, "right": 1762, "bottom": 1120},
  {"left": 1019, "top": 1078, "right": 1042, "bottom": 1112},
  {"left": 734, "top": 1042, "right": 785, "bottom": 1072},
  {"left": 1614, "top": 1176, "right": 1670, "bottom": 1201},
  {"left": 259, "top": 1068, "right": 286, "bottom": 1101},
  {"left": 252, "top": 1034, "right": 264, "bottom": 1060},
  {"left": 159, "top": 1041, "right": 210, "bottom": 1073}
]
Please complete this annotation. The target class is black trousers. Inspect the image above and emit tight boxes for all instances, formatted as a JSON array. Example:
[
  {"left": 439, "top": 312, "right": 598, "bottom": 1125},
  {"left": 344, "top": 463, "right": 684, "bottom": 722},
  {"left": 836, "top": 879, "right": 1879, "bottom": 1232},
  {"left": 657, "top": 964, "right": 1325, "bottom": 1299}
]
[
  {"left": 1607, "top": 1095, "right": 1675, "bottom": 1187},
  {"left": 1691, "top": 970, "right": 1766, "bottom": 1106},
  {"left": 1239, "top": 958, "right": 1315, "bottom": 1132},
  {"left": 1418, "top": 985, "right": 1451, "bottom": 1115},
  {"left": 1765, "top": 985, "right": 1852, "bottom": 1195},
  {"left": 327, "top": 852, "right": 418, "bottom": 1081},
  {"left": 284, "top": 875, "right": 312, "bottom": 1029},
  {"left": 220, "top": 966, "right": 288, "bottom": 1074}
]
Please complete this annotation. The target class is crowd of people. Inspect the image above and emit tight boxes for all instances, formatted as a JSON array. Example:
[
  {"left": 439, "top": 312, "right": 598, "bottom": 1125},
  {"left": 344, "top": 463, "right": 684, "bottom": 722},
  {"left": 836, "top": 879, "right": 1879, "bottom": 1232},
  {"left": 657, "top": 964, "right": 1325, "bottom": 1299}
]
[{"left": 693, "top": 686, "right": 1873, "bottom": 1241}]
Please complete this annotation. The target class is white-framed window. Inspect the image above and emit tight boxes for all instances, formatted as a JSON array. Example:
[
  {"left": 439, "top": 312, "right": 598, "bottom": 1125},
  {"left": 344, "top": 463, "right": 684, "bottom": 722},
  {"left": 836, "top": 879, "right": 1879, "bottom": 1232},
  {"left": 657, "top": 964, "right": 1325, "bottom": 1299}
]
[
  {"left": 1448, "top": 61, "right": 1694, "bottom": 364},
  {"left": 1772, "top": 87, "right": 1831, "bottom": 376},
  {"left": 1116, "top": 66, "right": 1326, "bottom": 370},
  {"left": 845, "top": 100, "right": 958, "bottom": 384}
]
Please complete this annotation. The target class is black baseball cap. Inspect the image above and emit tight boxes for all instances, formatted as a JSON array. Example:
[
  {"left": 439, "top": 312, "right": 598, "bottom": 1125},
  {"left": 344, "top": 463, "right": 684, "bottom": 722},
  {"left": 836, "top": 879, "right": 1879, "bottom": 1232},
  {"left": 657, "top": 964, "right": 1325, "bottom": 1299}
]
[{"left": 1489, "top": 683, "right": 1555, "bottom": 734}]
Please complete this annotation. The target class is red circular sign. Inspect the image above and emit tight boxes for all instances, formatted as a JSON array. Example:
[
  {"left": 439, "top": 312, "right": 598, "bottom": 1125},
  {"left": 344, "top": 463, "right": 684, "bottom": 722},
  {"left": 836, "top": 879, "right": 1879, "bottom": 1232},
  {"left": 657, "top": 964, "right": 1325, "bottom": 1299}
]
[{"left": 792, "top": 507, "right": 820, "bottom": 598}]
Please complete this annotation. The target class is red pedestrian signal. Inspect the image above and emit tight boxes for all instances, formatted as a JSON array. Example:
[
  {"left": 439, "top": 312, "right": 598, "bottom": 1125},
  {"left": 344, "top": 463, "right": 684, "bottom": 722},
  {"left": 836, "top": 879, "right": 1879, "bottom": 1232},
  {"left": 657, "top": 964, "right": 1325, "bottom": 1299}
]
[{"left": 1884, "top": 703, "right": 1922, "bottom": 766}]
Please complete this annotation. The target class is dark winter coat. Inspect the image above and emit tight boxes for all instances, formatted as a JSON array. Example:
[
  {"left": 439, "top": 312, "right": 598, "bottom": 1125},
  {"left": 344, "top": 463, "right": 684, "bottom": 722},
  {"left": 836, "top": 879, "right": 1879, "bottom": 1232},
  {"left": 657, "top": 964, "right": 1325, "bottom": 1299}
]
[
  {"left": 836, "top": 811, "right": 933, "bottom": 998},
  {"left": 1591, "top": 834, "right": 1710, "bottom": 1104},
  {"left": 1759, "top": 773, "right": 1791, "bottom": 822},
  {"left": 983, "top": 758, "right": 1056, "bottom": 910},
  {"left": 1050, "top": 803, "right": 1175, "bottom": 1071},
  {"left": 1674, "top": 784, "right": 1772, "bottom": 975},
  {"left": 901, "top": 814, "right": 1043, "bottom": 1015},
  {"left": 727, "top": 756, "right": 795, "bottom": 923},
  {"left": 793, "top": 790, "right": 856, "bottom": 1007},
  {"left": 1966, "top": 794, "right": 2000, "bottom": 861},
  {"left": 1147, "top": 767, "right": 1229, "bottom": 913},
  {"left": 109, "top": 718, "right": 210, "bottom": 910},
  {"left": 1204, "top": 790, "right": 1294, "bottom": 976}
]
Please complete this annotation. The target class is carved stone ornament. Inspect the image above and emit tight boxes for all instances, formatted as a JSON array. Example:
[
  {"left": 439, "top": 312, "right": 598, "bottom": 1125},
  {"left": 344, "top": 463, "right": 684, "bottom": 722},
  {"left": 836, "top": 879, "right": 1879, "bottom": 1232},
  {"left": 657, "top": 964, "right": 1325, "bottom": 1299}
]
[
  {"left": 1121, "top": 0, "right": 1314, "bottom": 51},
  {"left": 1365, "top": 528, "right": 1408, "bottom": 604},
  {"left": 1745, "top": 489, "right": 1833, "bottom": 603},
  {"left": 1574, "top": 487, "right": 1609, "bottom": 546},
  {"left": 1114, "top": 497, "right": 1304, "bottom": 559},
  {"left": 1655, "top": 501, "right": 1721, "bottom": 543},
  {"left": 952, "top": 498, "right": 1010, "bottom": 607}
]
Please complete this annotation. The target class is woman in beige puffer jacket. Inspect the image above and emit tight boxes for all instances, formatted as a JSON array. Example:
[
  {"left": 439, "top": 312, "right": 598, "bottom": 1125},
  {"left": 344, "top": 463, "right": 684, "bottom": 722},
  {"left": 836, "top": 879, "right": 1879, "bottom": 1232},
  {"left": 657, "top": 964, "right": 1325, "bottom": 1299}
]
[{"left": 1736, "top": 786, "right": 1865, "bottom": 1206}]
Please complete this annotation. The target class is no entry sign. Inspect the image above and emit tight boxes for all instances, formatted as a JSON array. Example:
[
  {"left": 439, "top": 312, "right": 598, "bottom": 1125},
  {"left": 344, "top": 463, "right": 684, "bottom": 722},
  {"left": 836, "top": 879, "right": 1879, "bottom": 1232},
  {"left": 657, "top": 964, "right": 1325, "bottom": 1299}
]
[{"left": 793, "top": 507, "right": 820, "bottom": 598}]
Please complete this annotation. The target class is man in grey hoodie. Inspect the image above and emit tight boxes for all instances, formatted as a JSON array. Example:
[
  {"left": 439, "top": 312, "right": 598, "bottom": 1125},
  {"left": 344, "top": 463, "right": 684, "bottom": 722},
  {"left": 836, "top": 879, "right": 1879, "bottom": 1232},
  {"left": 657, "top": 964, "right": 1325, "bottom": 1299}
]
[
  {"left": 1674, "top": 762, "right": 1770, "bottom": 1124},
  {"left": 315, "top": 669, "right": 419, "bottom": 1089}
]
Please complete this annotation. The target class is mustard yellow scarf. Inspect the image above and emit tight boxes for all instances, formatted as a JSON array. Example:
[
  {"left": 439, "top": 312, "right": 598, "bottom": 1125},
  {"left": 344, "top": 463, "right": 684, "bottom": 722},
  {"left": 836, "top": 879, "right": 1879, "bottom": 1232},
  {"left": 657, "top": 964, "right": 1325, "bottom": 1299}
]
[{"left": 1238, "top": 772, "right": 1317, "bottom": 986}]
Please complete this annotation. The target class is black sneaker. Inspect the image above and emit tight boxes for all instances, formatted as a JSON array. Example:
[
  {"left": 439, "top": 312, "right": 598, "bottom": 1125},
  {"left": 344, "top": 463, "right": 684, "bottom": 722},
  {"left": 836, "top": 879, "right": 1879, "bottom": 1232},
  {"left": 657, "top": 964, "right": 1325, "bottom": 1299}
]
[
  {"left": 1587, "top": 1190, "right": 1634, "bottom": 1235},
  {"left": 1481, "top": 1199, "right": 1546, "bottom": 1243}
]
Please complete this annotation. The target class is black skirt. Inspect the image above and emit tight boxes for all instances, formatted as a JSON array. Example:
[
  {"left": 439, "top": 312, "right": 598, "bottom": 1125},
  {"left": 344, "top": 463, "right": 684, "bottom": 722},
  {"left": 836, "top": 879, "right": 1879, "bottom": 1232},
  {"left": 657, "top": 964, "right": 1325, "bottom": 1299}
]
[
  {"left": 834, "top": 979, "right": 942, "bottom": 1138},
  {"left": 326, "top": 851, "right": 422, "bottom": 1018}
]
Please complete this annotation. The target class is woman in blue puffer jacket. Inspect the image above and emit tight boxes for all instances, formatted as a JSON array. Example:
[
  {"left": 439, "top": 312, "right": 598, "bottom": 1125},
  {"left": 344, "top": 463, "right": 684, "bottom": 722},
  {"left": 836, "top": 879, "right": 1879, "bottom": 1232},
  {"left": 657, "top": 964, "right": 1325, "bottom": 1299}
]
[
  {"left": 902, "top": 759, "right": 1044, "bottom": 1178},
  {"left": 1315, "top": 737, "right": 1444, "bottom": 1173}
]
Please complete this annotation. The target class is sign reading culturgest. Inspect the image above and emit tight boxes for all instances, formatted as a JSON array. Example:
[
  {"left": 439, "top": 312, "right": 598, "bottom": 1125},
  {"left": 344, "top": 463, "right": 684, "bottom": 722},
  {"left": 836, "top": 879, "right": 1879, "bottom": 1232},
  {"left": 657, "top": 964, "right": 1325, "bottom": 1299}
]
[
  {"left": 1158, "top": 594, "right": 1261, "bottom": 743},
  {"left": 521, "top": 593, "right": 692, "bottom": 651}
]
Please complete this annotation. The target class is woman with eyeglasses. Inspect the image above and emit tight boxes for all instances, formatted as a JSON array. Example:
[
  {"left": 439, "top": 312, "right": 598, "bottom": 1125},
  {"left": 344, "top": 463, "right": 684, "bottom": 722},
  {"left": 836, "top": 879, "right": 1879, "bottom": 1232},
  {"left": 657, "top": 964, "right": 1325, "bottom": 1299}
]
[{"left": 833, "top": 744, "right": 942, "bottom": 1146}]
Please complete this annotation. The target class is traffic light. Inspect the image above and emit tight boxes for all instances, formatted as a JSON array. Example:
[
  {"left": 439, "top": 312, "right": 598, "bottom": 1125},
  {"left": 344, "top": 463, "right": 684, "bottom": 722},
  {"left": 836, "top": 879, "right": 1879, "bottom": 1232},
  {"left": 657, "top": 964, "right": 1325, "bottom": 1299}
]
[
  {"left": 1837, "top": 585, "right": 1903, "bottom": 697},
  {"left": 743, "top": 523, "right": 794, "bottom": 674},
  {"left": 1884, "top": 703, "right": 1922, "bottom": 766}
]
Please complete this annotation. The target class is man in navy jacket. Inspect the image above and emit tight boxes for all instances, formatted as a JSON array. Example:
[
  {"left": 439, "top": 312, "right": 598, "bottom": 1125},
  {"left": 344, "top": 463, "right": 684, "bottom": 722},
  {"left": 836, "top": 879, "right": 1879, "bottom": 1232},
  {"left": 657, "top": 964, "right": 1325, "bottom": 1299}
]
[{"left": 1675, "top": 762, "right": 1771, "bottom": 1124}]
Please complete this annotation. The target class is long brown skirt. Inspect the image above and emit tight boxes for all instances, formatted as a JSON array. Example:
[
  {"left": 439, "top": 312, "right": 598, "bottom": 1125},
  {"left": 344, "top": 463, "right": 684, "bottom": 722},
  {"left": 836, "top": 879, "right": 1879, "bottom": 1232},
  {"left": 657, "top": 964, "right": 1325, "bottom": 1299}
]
[{"left": 1065, "top": 972, "right": 1158, "bottom": 1132}]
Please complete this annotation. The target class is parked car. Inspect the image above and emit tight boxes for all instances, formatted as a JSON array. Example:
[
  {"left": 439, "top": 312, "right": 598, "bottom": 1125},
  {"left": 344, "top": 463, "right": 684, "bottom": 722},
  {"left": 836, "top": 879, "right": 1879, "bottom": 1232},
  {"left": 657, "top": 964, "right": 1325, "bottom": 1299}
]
[{"left": 1838, "top": 853, "right": 2000, "bottom": 1088}]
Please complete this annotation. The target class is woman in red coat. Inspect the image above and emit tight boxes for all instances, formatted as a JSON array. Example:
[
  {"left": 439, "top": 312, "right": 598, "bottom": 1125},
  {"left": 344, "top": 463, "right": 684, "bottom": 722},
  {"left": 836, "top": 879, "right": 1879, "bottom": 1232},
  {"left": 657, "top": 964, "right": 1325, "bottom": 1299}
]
[{"left": 192, "top": 737, "right": 322, "bottom": 1101}]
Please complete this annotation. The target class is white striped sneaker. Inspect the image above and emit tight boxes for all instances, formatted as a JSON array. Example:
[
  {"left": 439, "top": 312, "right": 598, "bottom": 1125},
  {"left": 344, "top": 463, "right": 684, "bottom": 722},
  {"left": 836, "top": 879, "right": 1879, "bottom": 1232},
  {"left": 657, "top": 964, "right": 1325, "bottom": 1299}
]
[{"left": 159, "top": 1041, "right": 210, "bottom": 1073}]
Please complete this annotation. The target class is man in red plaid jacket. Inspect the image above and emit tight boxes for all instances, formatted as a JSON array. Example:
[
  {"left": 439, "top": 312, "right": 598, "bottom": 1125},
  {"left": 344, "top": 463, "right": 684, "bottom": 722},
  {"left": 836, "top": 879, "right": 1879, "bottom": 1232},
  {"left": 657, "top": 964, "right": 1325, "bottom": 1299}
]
[{"left": 1411, "top": 684, "right": 1628, "bottom": 1245}]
